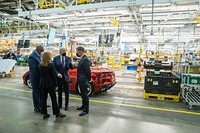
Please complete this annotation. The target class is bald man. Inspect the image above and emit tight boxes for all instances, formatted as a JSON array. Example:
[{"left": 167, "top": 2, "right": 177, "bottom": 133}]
[
  {"left": 53, "top": 48, "right": 74, "bottom": 110},
  {"left": 28, "top": 45, "right": 44, "bottom": 112}
]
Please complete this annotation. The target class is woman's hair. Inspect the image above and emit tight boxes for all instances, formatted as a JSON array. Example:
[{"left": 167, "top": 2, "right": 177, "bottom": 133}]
[{"left": 40, "top": 52, "right": 51, "bottom": 66}]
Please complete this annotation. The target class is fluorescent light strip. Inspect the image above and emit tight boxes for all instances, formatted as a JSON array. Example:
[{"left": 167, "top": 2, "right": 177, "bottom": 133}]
[
  {"left": 64, "top": 27, "right": 121, "bottom": 31},
  {"left": 141, "top": 13, "right": 173, "bottom": 16},
  {"left": 146, "top": 24, "right": 184, "bottom": 28},
  {"left": 64, "top": 28, "right": 91, "bottom": 31},
  {"left": 95, "top": 27, "right": 120, "bottom": 30},
  {"left": 196, "top": 24, "right": 200, "bottom": 27}
]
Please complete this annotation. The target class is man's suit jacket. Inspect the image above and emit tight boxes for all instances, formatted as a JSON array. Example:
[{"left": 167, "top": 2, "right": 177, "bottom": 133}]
[
  {"left": 28, "top": 51, "right": 41, "bottom": 84},
  {"left": 77, "top": 55, "right": 91, "bottom": 85},
  {"left": 53, "top": 55, "right": 73, "bottom": 82},
  {"left": 39, "top": 63, "right": 58, "bottom": 89}
]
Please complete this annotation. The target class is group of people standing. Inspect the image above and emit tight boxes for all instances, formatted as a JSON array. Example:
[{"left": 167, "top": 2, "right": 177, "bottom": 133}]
[
  {"left": 28, "top": 45, "right": 91, "bottom": 119},
  {"left": 3, "top": 49, "right": 17, "bottom": 60}
]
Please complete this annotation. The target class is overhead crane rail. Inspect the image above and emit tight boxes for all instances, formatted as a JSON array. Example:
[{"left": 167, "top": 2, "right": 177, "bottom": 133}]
[{"left": 17, "top": 0, "right": 186, "bottom": 16}]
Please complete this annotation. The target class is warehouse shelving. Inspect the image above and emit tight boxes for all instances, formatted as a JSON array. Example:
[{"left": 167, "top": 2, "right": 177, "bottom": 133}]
[{"left": 180, "top": 49, "right": 200, "bottom": 109}]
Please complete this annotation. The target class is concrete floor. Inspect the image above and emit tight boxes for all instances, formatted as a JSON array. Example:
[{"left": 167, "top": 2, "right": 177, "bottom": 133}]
[{"left": 0, "top": 66, "right": 200, "bottom": 133}]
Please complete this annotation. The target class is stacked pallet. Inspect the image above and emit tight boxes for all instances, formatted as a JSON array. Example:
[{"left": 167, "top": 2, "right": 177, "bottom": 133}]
[
  {"left": 144, "top": 72, "right": 181, "bottom": 102},
  {"left": 144, "top": 61, "right": 181, "bottom": 102}
]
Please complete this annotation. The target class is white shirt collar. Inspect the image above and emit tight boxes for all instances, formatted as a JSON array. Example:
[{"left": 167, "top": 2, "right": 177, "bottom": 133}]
[
  {"left": 60, "top": 55, "right": 65, "bottom": 61},
  {"left": 35, "top": 51, "right": 40, "bottom": 56},
  {"left": 80, "top": 54, "right": 85, "bottom": 59},
  {"left": 60, "top": 55, "right": 65, "bottom": 58}
]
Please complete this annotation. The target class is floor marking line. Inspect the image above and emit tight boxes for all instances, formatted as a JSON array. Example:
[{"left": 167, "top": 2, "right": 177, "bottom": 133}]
[
  {"left": 115, "top": 85, "right": 143, "bottom": 89},
  {"left": 0, "top": 86, "right": 31, "bottom": 93},
  {"left": 0, "top": 86, "right": 200, "bottom": 116}
]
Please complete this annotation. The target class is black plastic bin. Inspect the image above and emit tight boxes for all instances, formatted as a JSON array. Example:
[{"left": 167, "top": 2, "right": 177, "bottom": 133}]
[{"left": 144, "top": 72, "right": 180, "bottom": 95}]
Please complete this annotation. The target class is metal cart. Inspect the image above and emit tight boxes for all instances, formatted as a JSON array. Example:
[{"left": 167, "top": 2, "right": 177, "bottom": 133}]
[{"left": 181, "top": 73, "right": 200, "bottom": 110}]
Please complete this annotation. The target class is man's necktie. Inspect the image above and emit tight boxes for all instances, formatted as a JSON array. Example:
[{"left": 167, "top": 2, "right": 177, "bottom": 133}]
[{"left": 62, "top": 56, "right": 65, "bottom": 68}]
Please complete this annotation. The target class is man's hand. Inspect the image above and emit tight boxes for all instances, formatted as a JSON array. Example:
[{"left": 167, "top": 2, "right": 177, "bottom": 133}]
[
  {"left": 57, "top": 73, "right": 62, "bottom": 78},
  {"left": 73, "top": 62, "right": 79, "bottom": 68},
  {"left": 89, "top": 79, "right": 93, "bottom": 83},
  {"left": 55, "top": 86, "right": 58, "bottom": 91}
]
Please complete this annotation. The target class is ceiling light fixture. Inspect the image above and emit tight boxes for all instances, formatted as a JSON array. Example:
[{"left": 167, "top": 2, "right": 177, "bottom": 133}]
[
  {"left": 146, "top": 24, "right": 184, "bottom": 28},
  {"left": 64, "top": 28, "right": 91, "bottom": 31},
  {"left": 141, "top": 12, "right": 173, "bottom": 16},
  {"left": 15, "top": 8, "right": 21, "bottom": 11},
  {"left": 95, "top": 26, "right": 120, "bottom": 30},
  {"left": 64, "top": 26, "right": 121, "bottom": 31},
  {"left": 196, "top": 24, "right": 200, "bottom": 26}
]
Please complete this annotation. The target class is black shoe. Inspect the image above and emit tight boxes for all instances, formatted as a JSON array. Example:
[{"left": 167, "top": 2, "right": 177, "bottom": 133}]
[
  {"left": 56, "top": 113, "right": 66, "bottom": 118},
  {"left": 64, "top": 107, "right": 68, "bottom": 111},
  {"left": 34, "top": 108, "right": 41, "bottom": 113},
  {"left": 79, "top": 111, "right": 88, "bottom": 116},
  {"left": 77, "top": 106, "right": 84, "bottom": 110},
  {"left": 43, "top": 114, "right": 50, "bottom": 119}
]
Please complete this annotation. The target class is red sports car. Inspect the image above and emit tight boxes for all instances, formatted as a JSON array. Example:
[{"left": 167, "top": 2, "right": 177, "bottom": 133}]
[{"left": 23, "top": 67, "right": 116, "bottom": 96}]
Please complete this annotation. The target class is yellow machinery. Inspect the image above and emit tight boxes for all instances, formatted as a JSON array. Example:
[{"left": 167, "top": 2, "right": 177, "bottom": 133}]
[
  {"left": 0, "top": 67, "right": 14, "bottom": 78},
  {"left": 68, "top": 39, "right": 78, "bottom": 58},
  {"left": 0, "top": 39, "right": 15, "bottom": 51},
  {"left": 77, "top": 0, "right": 92, "bottom": 4},
  {"left": 86, "top": 52, "right": 100, "bottom": 67},
  {"left": 111, "top": 57, "right": 122, "bottom": 70},
  {"left": 87, "top": 52, "right": 98, "bottom": 61},
  {"left": 142, "top": 53, "right": 180, "bottom": 63},
  {"left": 0, "top": 60, "right": 15, "bottom": 78},
  {"left": 110, "top": 57, "right": 130, "bottom": 70},
  {"left": 195, "top": 12, "right": 200, "bottom": 23},
  {"left": 107, "top": 56, "right": 113, "bottom": 65},
  {"left": 111, "top": 18, "right": 119, "bottom": 27},
  {"left": 6, "top": 67, "right": 15, "bottom": 78},
  {"left": 120, "top": 57, "right": 130, "bottom": 65},
  {"left": 39, "top": 0, "right": 65, "bottom": 9},
  {"left": 39, "top": 0, "right": 53, "bottom": 8}
]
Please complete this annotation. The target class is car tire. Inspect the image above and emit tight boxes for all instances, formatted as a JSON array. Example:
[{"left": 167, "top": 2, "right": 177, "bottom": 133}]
[
  {"left": 77, "top": 82, "right": 94, "bottom": 96},
  {"left": 26, "top": 75, "right": 32, "bottom": 88}
]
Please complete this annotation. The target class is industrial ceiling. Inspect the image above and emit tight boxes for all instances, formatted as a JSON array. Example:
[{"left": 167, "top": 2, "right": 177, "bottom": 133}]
[{"left": 0, "top": 0, "right": 200, "bottom": 43}]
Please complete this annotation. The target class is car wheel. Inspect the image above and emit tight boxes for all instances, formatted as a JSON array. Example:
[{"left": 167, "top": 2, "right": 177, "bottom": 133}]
[
  {"left": 77, "top": 82, "right": 94, "bottom": 96},
  {"left": 26, "top": 76, "right": 32, "bottom": 88}
]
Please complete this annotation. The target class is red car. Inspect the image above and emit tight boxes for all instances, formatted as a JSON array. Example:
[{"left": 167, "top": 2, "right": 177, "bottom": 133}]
[{"left": 23, "top": 67, "right": 116, "bottom": 96}]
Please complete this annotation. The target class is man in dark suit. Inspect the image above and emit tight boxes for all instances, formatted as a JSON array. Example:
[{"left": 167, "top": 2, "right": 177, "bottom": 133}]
[
  {"left": 28, "top": 45, "right": 44, "bottom": 112},
  {"left": 76, "top": 46, "right": 91, "bottom": 116},
  {"left": 53, "top": 48, "right": 73, "bottom": 110}
]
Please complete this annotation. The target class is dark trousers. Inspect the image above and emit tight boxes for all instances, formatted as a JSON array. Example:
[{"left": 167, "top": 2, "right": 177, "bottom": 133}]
[
  {"left": 57, "top": 80, "right": 69, "bottom": 108},
  {"left": 31, "top": 82, "right": 41, "bottom": 109},
  {"left": 78, "top": 82, "right": 89, "bottom": 112},
  {"left": 41, "top": 88, "right": 60, "bottom": 115}
]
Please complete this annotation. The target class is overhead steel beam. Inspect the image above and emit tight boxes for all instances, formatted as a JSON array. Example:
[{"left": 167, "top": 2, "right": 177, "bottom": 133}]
[
  {"left": 32, "top": 0, "right": 38, "bottom": 10},
  {"left": 18, "top": 0, "right": 188, "bottom": 17},
  {"left": 19, "top": 0, "right": 22, "bottom": 10},
  {"left": 127, "top": 6, "right": 136, "bottom": 23},
  {"left": 136, "top": 0, "right": 187, "bottom": 5},
  {"left": 18, "top": 0, "right": 132, "bottom": 16}
]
